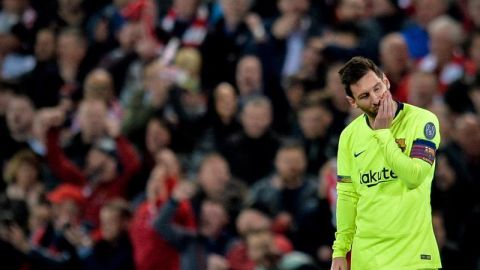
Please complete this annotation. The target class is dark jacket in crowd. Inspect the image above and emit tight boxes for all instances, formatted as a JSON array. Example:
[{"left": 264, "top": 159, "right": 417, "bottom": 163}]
[
  {"left": 221, "top": 130, "right": 280, "bottom": 186},
  {"left": 83, "top": 233, "right": 134, "bottom": 270},
  {"left": 154, "top": 199, "right": 234, "bottom": 270}
]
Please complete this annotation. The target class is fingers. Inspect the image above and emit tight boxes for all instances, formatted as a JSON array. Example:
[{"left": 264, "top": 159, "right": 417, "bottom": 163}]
[
  {"left": 380, "top": 90, "right": 394, "bottom": 118},
  {"left": 384, "top": 91, "right": 391, "bottom": 117},
  {"left": 390, "top": 92, "right": 396, "bottom": 117},
  {"left": 374, "top": 90, "right": 395, "bottom": 130},
  {"left": 386, "top": 91, "right": 395, "bottom": 118},
  {"left": 378, "top": 93, "right": 386, "bottom": 117},
  {"left": 331, "top": 257, "right": 348, "bottom": 270}
]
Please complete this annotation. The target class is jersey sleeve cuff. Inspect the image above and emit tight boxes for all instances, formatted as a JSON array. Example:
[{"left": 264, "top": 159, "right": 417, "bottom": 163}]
[{"left": 332, "top": 249, "right": 348, "bottom": 258}]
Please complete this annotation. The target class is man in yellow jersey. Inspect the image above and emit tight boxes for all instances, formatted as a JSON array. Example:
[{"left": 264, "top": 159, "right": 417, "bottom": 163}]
[{"left": 331, "top": 56, "right": 441, "bottom": 270}]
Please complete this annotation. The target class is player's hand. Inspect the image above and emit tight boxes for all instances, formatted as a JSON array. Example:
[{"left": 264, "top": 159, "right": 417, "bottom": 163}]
[
  {"left": 331, "top": 257, "right": 348, "bottom": 270},
  {"left": 373, "top": 90, "right": 395, "bottom": 130}
]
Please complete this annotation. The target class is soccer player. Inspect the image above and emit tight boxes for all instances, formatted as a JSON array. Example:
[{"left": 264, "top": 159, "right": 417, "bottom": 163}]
[{"left": 331, "top": 57, "right": 441, "bottom": 270}]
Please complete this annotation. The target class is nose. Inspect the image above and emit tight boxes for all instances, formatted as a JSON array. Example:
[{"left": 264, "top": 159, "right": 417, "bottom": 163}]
[{"left": 371, "top": 91, "right": 381, "bottom": 104}]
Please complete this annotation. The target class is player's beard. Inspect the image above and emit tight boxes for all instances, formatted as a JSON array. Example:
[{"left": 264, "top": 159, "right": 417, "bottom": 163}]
[{"left": 359, "top": 104, "right": 379, "bottom": 119}]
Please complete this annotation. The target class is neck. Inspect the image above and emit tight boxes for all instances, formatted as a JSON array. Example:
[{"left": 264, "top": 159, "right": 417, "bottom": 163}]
[
  {"left": 276, "top": 175, "right": 303, "bottom": 189},
  {"left": 224, "top": 17, "right": 240, "bottom": 32},
  {"left": 219, "top": 114, "right": 232, "bottom": 125},
  {"left": 367, "top": 115, "right": 376, "bottom": 127}
]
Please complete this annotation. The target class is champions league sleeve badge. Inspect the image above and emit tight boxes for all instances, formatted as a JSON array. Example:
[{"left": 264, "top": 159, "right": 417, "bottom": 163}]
[{"left": 424, "top": 122, "right": 436, "bottom": 140}]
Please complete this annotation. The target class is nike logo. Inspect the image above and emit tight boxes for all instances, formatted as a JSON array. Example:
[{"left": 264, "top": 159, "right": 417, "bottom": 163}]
[{"left": 354, "top": 150, "right": 366, "bottom": 157}]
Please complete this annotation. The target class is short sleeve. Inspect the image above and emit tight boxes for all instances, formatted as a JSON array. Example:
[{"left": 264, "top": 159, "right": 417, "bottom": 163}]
[{"left": 409, "top": 112, "right": 441, "bottom": 166}]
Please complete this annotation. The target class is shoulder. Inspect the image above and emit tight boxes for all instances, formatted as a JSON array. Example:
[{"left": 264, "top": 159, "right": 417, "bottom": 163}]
[
  {"left": 251, "top": 177, "right": 274, "bottom": 192},
  {"left": 303, "top": 176, "right": 319, "bottom": 189},
  {"left": 301, "top": 178, "right": 319, "bottom": 197},
  {"left": 248, "top": 177, "right": 277, "bottom": 201},
  {"left": 340, "top": 114, "right": 366, "bottom": 141},
  {"left": 403, "top": 103, "right": 438, "bottom": 122},
  {"left": 403, "top": 103, "right": 440, "bottom": 142}
]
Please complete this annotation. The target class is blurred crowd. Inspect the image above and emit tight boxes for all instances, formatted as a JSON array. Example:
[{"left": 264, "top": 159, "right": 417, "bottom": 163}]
[{"left": 0, "top": 0, "right": 480, "bottom": 269}]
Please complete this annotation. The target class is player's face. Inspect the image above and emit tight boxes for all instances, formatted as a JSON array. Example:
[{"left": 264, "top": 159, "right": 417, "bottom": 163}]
[{"left": 347, "top": 71, "right": 390, "bottom": 118}]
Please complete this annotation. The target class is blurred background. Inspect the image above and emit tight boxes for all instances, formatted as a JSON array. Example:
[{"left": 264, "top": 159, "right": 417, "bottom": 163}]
[{"left": 0, "top": 0, "right": 479, "bottom": 269}]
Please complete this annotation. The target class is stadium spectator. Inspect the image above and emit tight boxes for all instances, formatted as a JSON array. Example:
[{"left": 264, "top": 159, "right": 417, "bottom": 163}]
[
  {"left": 0, "top": 0, "right": 479, "bottom": 268},
  {"left": 81, "top": 199, "right": 135, "bottom": 270},
  {"left": 406, "top": 71, "right": 441, "bottom": 109},
  {"left": 201, "top": 0, "right": 256, "bottom": 90},
  {"left": 1, "top": 93, "right": 35, "bottom": 164},
  {"left": 295, "top": 101, "right": 334, "bottom": 175},
  {"left": 156, "top": 0, "right": 209, "bottom": 47},
  {"left": 226, "top": 208, "right": 291, "bottom": 270},
  {"left": 245, "top": 227, "right": 316, "bottom": 270},
  {"left": 378, "top": 32, "right": 412, "bottom": 101},
  {"left": 194, "top": 82, "right": 241, "bottom": 156},
  {"left": 64, "top": 99, "right": 109, "bottom": 167},
  {"left": 4, "top": 150, "right": 44, "bottom": 207},
  {"left": 190, "top": 153, "right": 246, "bottom": 223},
  {"left": 220, "top": 96, "right": 280, "bottom": 186},
  {"left": 418, "top": 16, "right": 466, "bottom": 92},
  {"left": 247, "top": 141, "right": 317, "bottom": 237},
  {"left": 154, "top": 180, "right": 232, "bottom": 270},
  {"left": 130, "top": 164, "right": 196, "bottom": 270},
  {"left": 21, "top": 28, "right": 63, "bottom": 108},
  {"left": 45, "top": 107, "right": 140, "bottom": 226},
  {"left": 401, "top": 0, "right": 449, "bottom": 59}
]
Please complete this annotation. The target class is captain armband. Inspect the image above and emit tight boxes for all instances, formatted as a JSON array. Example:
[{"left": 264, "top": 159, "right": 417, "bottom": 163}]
[
  {"left": 337, "top": 175, "right": 352, "bottom": 183},
  {"left": 410, "top": 139, "right": 436, "bottom": 165}
]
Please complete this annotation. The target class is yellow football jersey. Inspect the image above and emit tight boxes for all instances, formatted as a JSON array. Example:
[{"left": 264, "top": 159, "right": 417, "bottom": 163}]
[{"left": 332, "top": 103, "right": 442, "bottom": 270}]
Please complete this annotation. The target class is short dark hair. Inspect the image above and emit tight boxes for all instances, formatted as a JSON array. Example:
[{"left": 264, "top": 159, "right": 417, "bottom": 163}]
[
  {"left": 58, "top": 27, "right": 87, "bottom": 47},
  {"left": 102, "top": 199, "right": 132, "bottom": 220},
  {"left": 338, "top": 56, "right": 383, "bottom": 97},
  {"left": 298, "top": 97, "right": 331, "bottom": 114},
  {"left": 277, "top": 139, "right": 305, "bottom": 156}
]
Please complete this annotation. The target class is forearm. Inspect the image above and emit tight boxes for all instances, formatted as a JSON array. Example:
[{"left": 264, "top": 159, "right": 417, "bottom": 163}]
[
  {"left": 374, "top": 129, "right": 431, "bottom": 189},
  {"left": 116, "top": 136, "right": 141, "bottom": 175},
  {"left": 46, "top": 128, "right": 86, "bottom": 185},
  {"left": 153, "top": 199, "right": 193, "bottom": 250},
  {"left": 332, "top": 182, "right": 358, "bottom": 258},
  {"left": 154, "top": 199, "right": 179, "bottom": 236}
]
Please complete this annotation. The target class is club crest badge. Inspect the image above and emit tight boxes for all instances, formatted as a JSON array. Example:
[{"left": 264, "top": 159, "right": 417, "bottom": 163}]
[
  {"left": 395, "top": 138, "right": 406, "bottom": 152},
  {"left": 424, "top": 122, "right": 436, "bottom": 140}
]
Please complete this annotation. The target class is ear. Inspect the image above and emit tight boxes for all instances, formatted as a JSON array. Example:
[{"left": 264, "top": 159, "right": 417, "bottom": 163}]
[
  {"left": 383, "top": 73, "right": 391, "bottom": 90},
  {"left": 346, "top": 96, "right": 357, "bottom": 108}
]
